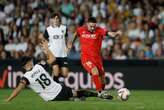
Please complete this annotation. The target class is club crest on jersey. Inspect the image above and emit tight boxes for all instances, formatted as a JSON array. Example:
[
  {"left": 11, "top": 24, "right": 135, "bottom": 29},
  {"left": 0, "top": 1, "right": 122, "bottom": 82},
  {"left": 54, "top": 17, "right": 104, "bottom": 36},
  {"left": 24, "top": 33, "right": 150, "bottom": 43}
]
[{"left": 61, "top": 30, "right": 64, "bottom": 33}]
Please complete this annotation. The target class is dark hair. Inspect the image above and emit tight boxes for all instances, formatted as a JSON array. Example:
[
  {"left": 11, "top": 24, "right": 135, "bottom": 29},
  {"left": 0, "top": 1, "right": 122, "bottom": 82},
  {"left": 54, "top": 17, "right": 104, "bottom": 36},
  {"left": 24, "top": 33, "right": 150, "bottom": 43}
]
[
  {"left": 87, "top": 17, "right": 97, "bottom": 23},
  {"left": 21, "top": 56, "right": 33, "bottom": 67},
  {"left": 50, "top": 12, "right": 61, "bottom": 19}
]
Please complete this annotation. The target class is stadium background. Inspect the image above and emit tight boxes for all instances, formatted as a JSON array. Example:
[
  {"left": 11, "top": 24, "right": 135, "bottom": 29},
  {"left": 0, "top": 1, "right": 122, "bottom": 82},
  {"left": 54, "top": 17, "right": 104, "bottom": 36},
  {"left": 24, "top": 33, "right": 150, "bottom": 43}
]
[{"left": 0, "top": 0, "right": 164, "bottom": 110}]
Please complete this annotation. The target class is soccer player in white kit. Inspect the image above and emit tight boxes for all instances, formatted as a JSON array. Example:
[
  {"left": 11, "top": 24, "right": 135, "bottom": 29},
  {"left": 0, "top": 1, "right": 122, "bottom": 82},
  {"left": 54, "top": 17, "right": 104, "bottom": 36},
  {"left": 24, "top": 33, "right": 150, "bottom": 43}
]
[
  {"left": 43, "top": 12, "right": 70, "bottom": 82},
  {"left": 5, "top": 40, "right": 105, "bottom": 102},
  {"left": 5, "top": 40, "right": 68, "bottom": 101}
]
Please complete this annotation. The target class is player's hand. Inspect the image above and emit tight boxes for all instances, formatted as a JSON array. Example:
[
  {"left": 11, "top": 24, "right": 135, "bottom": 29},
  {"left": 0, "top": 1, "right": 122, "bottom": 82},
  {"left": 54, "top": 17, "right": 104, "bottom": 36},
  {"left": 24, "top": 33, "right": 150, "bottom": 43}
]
[
  {"left": 40, "top": 40, "right": 49, "bottom": 53},
  {"left": 4, "top": 98, "right": 10, "bottom": 102},
  {"left": 115, "top": 30, "right": 122, "bottom": 37},
  {"left": 40, "top": 40, "right": 48, "bottom": 49},
  {"left": 65, "top": 47, "right": 71, "bottom": 54},
  {"left": 66, "top": 41, "right": 72, "bottom": 54},
  {"left": 67, "top": 41, "right": 72, "bottom": 49},
  {"left": 65, "top": 48, "right": 70, "bottom": 54}
]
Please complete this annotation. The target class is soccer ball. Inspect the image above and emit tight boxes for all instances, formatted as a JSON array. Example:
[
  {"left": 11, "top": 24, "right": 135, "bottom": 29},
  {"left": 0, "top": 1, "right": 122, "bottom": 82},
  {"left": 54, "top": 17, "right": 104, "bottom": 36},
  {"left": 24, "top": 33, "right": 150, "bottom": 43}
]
[{"left": 117, "top": 88, "right": 130, "bottom": 101}]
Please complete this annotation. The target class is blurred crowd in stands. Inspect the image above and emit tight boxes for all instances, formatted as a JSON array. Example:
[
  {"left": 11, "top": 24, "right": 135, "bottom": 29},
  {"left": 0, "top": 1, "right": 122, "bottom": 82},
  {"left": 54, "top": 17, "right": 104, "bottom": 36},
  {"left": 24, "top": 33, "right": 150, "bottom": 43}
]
[{"left": 0, "top": 0, "right": 164, "bottom": 60}]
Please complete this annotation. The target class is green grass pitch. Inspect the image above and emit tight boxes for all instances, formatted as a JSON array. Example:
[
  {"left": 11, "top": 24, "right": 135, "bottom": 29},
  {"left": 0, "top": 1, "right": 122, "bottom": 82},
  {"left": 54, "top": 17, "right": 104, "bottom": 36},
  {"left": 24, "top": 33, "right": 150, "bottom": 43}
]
[{"left": 0, "top": 89, "right": 164, "bottom": 110}]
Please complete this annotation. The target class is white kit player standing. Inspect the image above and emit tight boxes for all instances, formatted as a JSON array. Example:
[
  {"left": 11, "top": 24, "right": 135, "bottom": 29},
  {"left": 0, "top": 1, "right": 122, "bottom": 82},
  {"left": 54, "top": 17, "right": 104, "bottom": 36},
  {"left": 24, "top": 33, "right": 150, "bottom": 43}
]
[{"left": 42, "top": 13, "right": 70, "bottom": 82}]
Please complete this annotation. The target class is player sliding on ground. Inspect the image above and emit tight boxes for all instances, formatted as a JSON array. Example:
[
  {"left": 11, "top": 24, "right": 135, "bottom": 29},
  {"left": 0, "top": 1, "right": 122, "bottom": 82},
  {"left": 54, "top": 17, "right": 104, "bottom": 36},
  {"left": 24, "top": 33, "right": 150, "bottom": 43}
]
[
  {"left": 5, "top": 40, "right": 111, "bottom": 102},
  {"left": 68, "top": 17, "right": 122, "bottom": 99}
]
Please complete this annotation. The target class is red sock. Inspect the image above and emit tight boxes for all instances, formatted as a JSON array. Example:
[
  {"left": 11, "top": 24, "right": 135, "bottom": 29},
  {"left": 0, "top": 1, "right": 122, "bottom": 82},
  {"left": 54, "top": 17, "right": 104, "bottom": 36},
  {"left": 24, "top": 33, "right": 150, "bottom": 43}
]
[
  {"left": 102, "top": 83, "right": 105, "bottom": 90},
  {"left": 92, "top": 75, "right": 102, "bottom": 91}
]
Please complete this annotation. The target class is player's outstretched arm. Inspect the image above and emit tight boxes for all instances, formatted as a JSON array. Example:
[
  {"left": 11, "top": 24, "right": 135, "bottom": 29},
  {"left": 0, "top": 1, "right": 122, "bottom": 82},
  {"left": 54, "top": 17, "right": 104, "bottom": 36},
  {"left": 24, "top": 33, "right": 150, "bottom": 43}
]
[
  {"left": 107, "top": 30, "right": 122, "bottom": 38},
  {"left": 40, "top": 40, "right": 55, "bottom": 64},
  {"left": 5, "top": 80, "right": 26, "bottom": 102}
]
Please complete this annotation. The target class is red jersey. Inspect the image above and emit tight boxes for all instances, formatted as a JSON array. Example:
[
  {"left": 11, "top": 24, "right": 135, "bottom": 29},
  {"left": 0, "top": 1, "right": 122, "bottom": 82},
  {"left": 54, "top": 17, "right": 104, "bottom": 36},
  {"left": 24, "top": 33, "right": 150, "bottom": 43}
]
[{"left": 77, "top": 26, "right": 107, "bottom": 57}]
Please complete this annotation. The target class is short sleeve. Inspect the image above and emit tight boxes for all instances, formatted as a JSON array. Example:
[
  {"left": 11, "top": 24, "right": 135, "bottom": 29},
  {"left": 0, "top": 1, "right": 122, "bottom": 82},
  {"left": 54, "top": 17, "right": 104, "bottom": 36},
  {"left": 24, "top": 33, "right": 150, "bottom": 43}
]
[
  {"left": 76, "top": 27, "right": 81, "bottom": 37},
  {"left": 43, "top": 29, "right": 49, "bottom": 41},
  {"left": 100, "top": 28, "right": 108, "bottom": 37},
  {"left": 38, "top": 60, "right": 49, "bottom": 71},
  {"left": 65, "top": 27, "right": 68, "bottom": 37}
]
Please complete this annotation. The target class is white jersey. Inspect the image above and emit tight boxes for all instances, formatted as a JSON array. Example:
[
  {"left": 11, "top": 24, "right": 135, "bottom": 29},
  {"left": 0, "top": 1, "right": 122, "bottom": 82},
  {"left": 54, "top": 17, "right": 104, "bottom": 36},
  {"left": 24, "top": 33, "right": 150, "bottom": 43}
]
[
  {"left": 23, "top": 64, "right": 62, "bottom": 101},
  {"left": 45, "top": 25, "right": 68, "bottom": 57}
]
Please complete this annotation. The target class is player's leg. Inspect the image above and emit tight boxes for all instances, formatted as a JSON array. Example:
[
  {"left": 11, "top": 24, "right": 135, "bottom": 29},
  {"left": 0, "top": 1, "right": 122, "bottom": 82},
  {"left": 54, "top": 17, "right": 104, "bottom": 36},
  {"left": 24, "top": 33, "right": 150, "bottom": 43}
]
[
  {"left": 61, "top": 67, "right": 69, "bottom": 77},
  {"left": 52, "top": 59, "right": 60, "bottom": 82},
  {"left": 78, "top": 61, "right": 113, "bottom": 100},
  {"left": 52, "top": 65, "right": 60, "bottom": 82},
  {"left": 59, "top": 67, "right": 68, "bottom": 83},
  {"left": 95, "top": 57, "right": 105, "bottom": 90},
  {"left": 89, "top": 66, "right": 113, "bottom": 99},
  {"left": 81, "top": 57, "right": 113, "bottom": 100},
  {"left": 75, "top": 89, "right": 97, "bottom": 98},
  {"left": 91, "top": 67, "right": 103, "bottom": 91},
  {"left": 53, "top": 84, "right": 73, "bottom": 101},
  {"left": 82, "top": 60, "right": 103, "bottom": 92},
  {"left": 97, "top": 62, "right": 106, "bottom": 90},
  {"left": 58, "top": 58, "right": 69, "bottom": 83},
  {"left": 53, "top": 85, "right": 97, "bottom": 101},
  {"left": 60, "top": 57, "right": 69, "bottom": 78},
  {"left": 100, "top": 74, "right": 105, "bottom": 90},
  {"left": 96, "top": 61, "right": 113, "bottom": 100}
]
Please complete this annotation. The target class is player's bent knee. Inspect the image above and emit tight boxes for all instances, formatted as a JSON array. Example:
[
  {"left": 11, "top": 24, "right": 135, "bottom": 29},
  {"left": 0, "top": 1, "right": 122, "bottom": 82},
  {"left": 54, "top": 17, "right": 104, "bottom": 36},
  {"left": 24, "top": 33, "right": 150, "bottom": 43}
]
[
  {"left": 52, "top": 65, "right": 60, "bottom": 76},
  {"left": 91, "top": 67, "right": 99, "bottom": 75},
  {"left": 61, "top": 68, "right": 69, "bottom": 77},
  {"left": 53, "top": 70, "right": 59, "bottom": 76},
  {"left": 62, "top": 72, "right": 68, "bottom": 78}
]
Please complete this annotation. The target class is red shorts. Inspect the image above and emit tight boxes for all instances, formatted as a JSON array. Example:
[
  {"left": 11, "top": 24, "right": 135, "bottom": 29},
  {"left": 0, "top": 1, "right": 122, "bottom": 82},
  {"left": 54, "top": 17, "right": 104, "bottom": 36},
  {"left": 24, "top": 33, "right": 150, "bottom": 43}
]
[{"left": 81, "top": 55, "right": 105, "bottom": 76}]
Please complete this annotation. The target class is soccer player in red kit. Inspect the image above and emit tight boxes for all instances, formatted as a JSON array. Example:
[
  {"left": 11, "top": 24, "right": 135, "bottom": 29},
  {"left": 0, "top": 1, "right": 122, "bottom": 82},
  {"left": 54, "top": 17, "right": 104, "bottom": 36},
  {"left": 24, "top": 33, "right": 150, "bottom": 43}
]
[{"left": 68, "top": 17, "right": 122, "bottom": 99}]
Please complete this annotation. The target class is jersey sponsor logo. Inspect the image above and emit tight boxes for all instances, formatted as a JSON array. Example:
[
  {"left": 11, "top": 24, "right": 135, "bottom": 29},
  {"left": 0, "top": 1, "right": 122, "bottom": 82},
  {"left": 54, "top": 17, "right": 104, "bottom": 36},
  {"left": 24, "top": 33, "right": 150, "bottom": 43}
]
[
  {"left": 61, "top": 30, "right": 64, "bottom": 33},
  {"left": 65, "top": 72, "right": 125, "bottom": 90},
  {"left": 53, "top": 35, "right": 64, "bottom": 39},
  {"left": 81, "top": 34, "right": 96, "bottom": 39}
]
